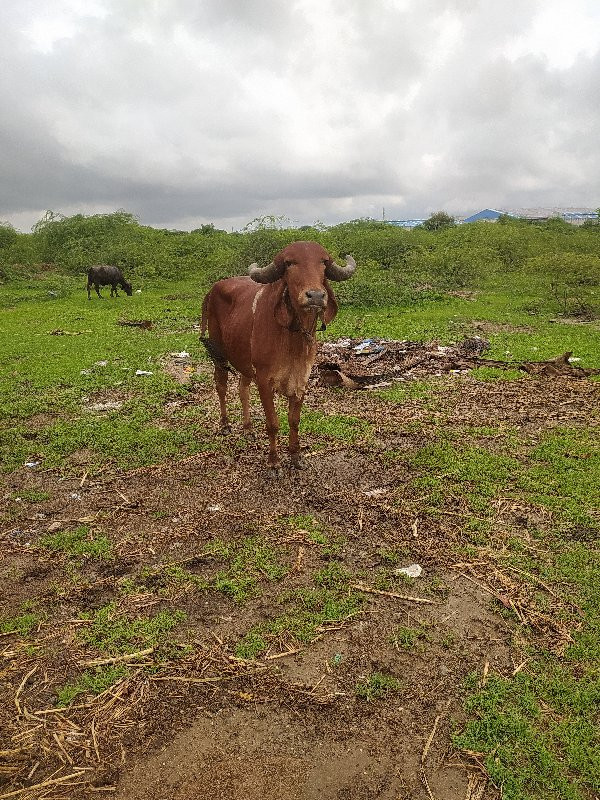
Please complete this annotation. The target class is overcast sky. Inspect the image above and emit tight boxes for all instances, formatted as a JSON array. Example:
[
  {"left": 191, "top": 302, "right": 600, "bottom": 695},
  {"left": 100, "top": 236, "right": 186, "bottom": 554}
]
[{"left": 1, "top": 0, "right": 600, "bottom": 232}]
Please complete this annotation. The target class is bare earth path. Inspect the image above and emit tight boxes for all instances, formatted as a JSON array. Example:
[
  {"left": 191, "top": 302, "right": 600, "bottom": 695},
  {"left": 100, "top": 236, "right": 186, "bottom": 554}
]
[{"left": 2, "top": 371, "right": 599, "bottom": 800}]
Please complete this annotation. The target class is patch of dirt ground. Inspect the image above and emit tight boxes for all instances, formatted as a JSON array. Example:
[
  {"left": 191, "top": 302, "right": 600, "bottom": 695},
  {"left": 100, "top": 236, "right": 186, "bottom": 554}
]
[{"left": 1, "top": 368, "right": 599, "bottom": 800}]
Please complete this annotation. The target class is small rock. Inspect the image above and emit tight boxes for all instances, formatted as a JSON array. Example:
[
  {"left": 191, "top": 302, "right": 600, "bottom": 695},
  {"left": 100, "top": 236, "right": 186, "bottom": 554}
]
[
  {"left": 395, "top": 563, "right": 423, "bottom": 578},
  {"left": 47, "top": 521, "right": 63, "bottom": 532}
]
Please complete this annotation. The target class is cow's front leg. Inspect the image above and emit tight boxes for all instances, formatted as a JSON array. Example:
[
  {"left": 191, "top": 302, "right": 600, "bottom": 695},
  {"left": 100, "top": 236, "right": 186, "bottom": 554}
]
[
  {"left": 288, "top": 394, "right": 307, "bottom": 469},
  {"left": 256, "top": 378, "right": 280, "bottom": 471}
]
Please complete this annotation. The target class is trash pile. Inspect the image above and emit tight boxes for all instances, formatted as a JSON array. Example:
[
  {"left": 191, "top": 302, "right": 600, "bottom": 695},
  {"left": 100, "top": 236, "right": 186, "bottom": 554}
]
[{"left": 313, "top": 337, "right": 599, "bottom": 389}]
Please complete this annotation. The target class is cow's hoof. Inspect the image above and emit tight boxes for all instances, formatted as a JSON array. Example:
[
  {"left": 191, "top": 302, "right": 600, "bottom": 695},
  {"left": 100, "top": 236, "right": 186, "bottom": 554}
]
[
  {"left": 218, "top": 424, "right": 232, "bottom": 435},
  {"left": 267, "top": 465, "right": 283, "bottom": 479},
  {"left": 290, "top": 455, "right": 308, "bottom": 470}
]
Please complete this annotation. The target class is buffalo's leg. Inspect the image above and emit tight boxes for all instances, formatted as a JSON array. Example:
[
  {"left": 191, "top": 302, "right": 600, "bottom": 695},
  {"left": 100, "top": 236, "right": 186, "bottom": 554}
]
[
  {"left": 256, "top": 379, "right": 280, "bottom": 469},
  {"left": 239, "top": 375, "right": 252, "bottom": 431},
  {"left": 288, "top": 394, "right": 307, "bottom": 469},
  {"left": 87, "top": 282, "right": 92, "bottom": 300},
  {"left": 94, "top": 284, "right": 103, "bottom": 298},
  {"left": 215, "top": 365, "right": 231, "bottom": 433}
]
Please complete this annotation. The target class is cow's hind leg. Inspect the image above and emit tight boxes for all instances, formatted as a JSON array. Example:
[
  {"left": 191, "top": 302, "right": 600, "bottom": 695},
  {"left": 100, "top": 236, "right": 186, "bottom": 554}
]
[
  {"left": 256, "top": 378, "right": 281, "bottom": 472},
  {"left": 94, "top": 284, "right": 103, "bottom": 298},
  {"left": 239, "top": 375, "right": 252, "bottom": 432},
  {"left": 288, "top": 394, "right": 307, "bottom": 469},
  {"left": 215, "top": 365, "right": 231, "bottom": 434}
]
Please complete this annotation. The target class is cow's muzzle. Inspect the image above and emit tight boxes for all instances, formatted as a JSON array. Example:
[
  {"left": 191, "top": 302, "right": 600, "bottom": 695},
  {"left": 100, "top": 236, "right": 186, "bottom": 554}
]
[{"left": 302, "top": 289, "right": 327, "bottom": 309}]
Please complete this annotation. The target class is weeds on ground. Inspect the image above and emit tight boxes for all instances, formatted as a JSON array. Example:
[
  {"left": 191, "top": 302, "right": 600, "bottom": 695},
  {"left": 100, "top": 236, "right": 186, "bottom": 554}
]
[
  {"left": 210, "top": 536, "right": 287, "bottom": 602},
  {"left": 456, "top": 535, "right": 600, "bottom": 800},
  {"left": 39, "top": 525, "right": 113, "bottom": 559},
  {"left": 56, "top": 665, "right": 127, "bottom": 707},
  {"left": 283, "top": 514, "right": 345, "bottom": 558},
  {"left": 390, "top": 625, "right": 429, "bottom": 651},
  {"left": 279, "top": 408, "right": 372, "bottom": 443},
  {"left": 0, "top": 610, "right": 43, "bottom": 636},
  {"left": 11, "top": 489, "right": 51, "bottom": 503},
  {"left": 516, "top": 428, "right": 600, "bottom": 530},
  {"left": 78, "top": 603, "right": 186, "bottom": 657},
  {"left": 355, "top": 672, "right": 403, "bottom": 702},
  {"left": 235, "top": 581, "right": 363, "bottom": 659}
]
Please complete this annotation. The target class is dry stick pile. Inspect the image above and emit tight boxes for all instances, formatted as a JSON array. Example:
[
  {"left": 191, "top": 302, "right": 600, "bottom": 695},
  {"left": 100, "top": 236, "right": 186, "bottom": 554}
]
[{"left": 314, "top": 338, "right": 600, "bottom": 389}]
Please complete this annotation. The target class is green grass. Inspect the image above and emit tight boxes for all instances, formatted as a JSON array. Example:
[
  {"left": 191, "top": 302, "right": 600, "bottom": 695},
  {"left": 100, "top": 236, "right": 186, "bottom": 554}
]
[
  {"left": 11, "top": 489, "right": 51, "bottom": 502},
  {"left": 56, "top": 665, "right": 127, "bottom": 707},
  {"left": 209, "top": 536, "right": 287, "bottom": 603},
  {"left": 455, "top": 529, "right": 600, "bottom": 800},
  {"left": 355, "top": 672, "right": 403, "bottom": 702},
  {"left": 377, "top": 379, "right": 439, "bottom": 404},
  {"left": 38, "top": 525, "right": 113, "bottom": 559},
  {"left": 0, "top": 274, "right": 214, "bottom": 472},
  {"left": 280, "top": 408, "right": 372, "bottom": 443},
  {"left": 0, "top": 611, "right": 43, "bottom": 636},
  {"left": 78, "top": 603, "right": 186, "bottom": 656},
  {"left": 516, "top": 428, "right": 600, "bottom": 530},
  {"left": 390, "top": 625, "right": 429, "bottom": 651},
  {"left": 283, "top": 514, "right": 346, "bottom": 558},
  {"left": 235, "top": 585, "right": 363, "bottom": 659}
]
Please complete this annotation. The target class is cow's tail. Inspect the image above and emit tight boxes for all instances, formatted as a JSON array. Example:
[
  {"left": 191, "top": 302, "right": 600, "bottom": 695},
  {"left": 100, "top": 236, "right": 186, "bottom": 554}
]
[
  {"left": 200, "top": 291, "right": 210, "bottom": 337},
  {"left": 199, "top": 290, "right": 236, "bottom": 374}
]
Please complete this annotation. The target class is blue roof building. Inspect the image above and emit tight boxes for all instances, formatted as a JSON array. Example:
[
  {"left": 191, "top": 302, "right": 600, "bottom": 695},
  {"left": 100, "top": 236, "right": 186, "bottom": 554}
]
[{"left": 462, "top": 208, "right": 511, "bottom": 223}]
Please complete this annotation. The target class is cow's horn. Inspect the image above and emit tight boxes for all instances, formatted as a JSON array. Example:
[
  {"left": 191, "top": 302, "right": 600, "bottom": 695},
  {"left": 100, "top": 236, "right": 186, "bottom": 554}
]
[
  {"left": 248, "top": 260, "right": 284, "bottom": 283},
  {"left": 325, "top": 254, "right": 356, "bottom": 281}
]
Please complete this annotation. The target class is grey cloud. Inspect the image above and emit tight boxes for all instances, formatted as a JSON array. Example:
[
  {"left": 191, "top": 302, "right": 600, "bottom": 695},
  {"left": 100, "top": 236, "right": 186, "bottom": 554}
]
[{"left": 1, "top": 0, "right": 599, "bottom": 231}]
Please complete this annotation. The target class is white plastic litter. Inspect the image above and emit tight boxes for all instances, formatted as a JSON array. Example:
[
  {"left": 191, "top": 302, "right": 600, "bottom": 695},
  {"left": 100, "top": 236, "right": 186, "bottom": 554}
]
[
  {"left": 135, "top": 289, "right": 142, "bottom": 294},
  {"left": 362, "top": 488, "right": 387, "bottom": 498},
  {"left": 94, "top": 360, "right": 108, "bottom": 367},
  {"left": 25, "top": 461, "right": 40, "bottom": 468},
  {"left": 135, "top": 370, "right": 154, "bottom": 376},
  {"left": 395, "top": 564, "right": 423, "bottom": 578},
  {"left": 173, "top": 351, "right": 190, "bottom": 359}
]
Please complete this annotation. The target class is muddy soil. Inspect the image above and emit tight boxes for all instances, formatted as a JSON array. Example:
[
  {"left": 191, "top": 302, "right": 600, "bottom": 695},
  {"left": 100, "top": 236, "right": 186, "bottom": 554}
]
[{"left": 1, "top": 365, "right": 599, "bottom": 800}]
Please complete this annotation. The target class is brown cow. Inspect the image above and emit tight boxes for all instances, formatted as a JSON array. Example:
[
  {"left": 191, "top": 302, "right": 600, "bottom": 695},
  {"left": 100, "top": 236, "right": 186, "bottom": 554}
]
[{"left": 201, "top": 240, "right": 356, "bottom": 472}]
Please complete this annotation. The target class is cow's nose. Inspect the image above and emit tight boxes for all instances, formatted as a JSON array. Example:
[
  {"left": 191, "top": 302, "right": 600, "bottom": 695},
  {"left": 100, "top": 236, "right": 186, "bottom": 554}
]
[{"left": 305, "top": 289, "right": 326, "bottom": 304}]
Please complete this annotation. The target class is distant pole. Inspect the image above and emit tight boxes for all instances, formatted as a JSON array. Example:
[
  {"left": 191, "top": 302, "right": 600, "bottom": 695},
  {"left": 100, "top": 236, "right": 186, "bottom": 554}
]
[{"left": 382, "top": 207, "right": 385, "bottom": 221}]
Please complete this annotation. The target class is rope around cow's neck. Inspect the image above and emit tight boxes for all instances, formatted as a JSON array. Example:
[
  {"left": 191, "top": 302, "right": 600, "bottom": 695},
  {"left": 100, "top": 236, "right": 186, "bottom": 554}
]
[{"left": 290, "top": 309, "right": 326, "bottom": 343}]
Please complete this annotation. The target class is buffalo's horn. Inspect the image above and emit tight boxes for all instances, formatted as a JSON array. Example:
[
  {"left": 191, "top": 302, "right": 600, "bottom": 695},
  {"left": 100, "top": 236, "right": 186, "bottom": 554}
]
[
  {"left": 325, "top": 254, "right": 357, "bottom": 281},
  {"left": 248, "top": 260, "right": 284, "bottom": 283}
]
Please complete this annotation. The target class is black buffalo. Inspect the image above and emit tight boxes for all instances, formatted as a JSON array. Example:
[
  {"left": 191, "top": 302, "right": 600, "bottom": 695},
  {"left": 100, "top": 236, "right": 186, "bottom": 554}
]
[{"left": 87, "top": 265, "right": 133, "bottom": 299}]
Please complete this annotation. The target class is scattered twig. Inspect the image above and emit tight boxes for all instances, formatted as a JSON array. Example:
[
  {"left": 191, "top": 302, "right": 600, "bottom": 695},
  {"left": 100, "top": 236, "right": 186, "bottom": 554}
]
[
  {"left": 14, "top": 666, "right": 38, "bottom": 716},
  {"left": 351, "top": 583, "right": 439, "bottom": 605},
  {"left": 464, "top": 773, "right": 487, "bottom": 800},
  {"left": 512, "top": 659, "right": 530, "bottom": 676},
  {"left": 421, "top": 699, "right": 451, "bottom": 765},
  {"left": 265, "top": 648, "right": 303, "bottom": 661},
  {"left": 420, "top": 768, "right": 436, "bottom": 800},
  {"left": 0, "top": 770, "right": 87, "bottom": 799},
  {"left": 79, "top": 648, "right": 154, "bottom": 668}
]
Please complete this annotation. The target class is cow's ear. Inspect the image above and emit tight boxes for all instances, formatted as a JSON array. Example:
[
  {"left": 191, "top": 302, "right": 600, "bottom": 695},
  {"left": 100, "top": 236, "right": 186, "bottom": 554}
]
[
  {"left": 323, "top": 280, "right": 338, "bottom": 325},
  {"left": 274, "top": 285, "right": 294, "bottom": 328}
]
